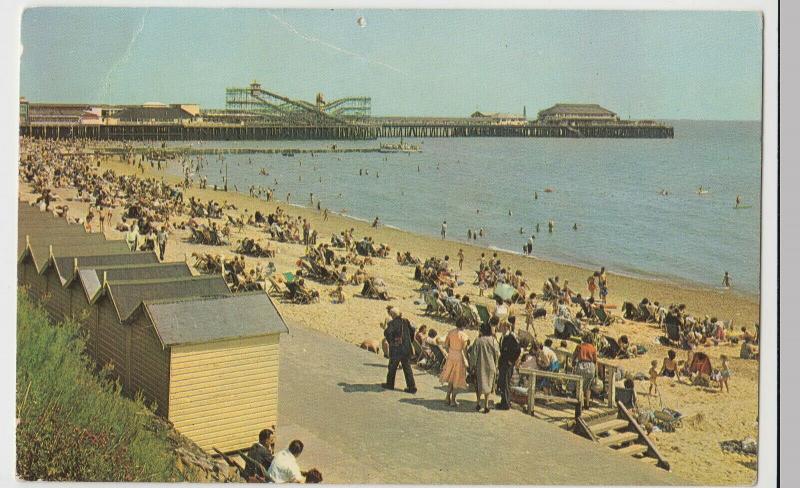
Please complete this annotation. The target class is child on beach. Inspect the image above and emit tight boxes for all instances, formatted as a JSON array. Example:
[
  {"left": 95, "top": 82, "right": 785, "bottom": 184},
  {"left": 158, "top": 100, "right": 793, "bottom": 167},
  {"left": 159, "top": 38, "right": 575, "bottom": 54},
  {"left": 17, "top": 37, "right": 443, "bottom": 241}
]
[
  {"left": 587, "top": 273, "right": 597, "bottom": 300},
  {"left": 717, "top": 354, "right": 731, "bottom": 393},
  {"left": 457, "top": 249, "right": 465, "bottom": 271},
  {"left": 329, "top": 284, "right": 345, "bottom": 304},
  {"left": 648, "top": 360, "right": 659, "bottom": 396}
]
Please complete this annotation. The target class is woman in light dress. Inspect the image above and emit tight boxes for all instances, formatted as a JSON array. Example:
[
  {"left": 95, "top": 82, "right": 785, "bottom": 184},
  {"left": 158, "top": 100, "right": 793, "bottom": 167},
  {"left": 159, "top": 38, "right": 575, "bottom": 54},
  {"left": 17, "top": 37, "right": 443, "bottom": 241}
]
[{"left": 440, "top": 318, "right": 471, "bottom": 407}]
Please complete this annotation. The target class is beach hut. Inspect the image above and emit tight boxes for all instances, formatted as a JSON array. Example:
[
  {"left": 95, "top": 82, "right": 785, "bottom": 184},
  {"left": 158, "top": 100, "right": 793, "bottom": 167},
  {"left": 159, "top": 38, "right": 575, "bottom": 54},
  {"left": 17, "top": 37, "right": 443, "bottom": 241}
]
[
  {"left": 90, "top": 278, "right": 287, "bottom": 452},
  {"left": 18, "top": 203, "right": 290, "bottom": 453},
  {"left": 143, "top": 293, "right": 288, "bottom": 452},
  {"left": 88, "top": 275, "right": 232, "bottom": 400}
]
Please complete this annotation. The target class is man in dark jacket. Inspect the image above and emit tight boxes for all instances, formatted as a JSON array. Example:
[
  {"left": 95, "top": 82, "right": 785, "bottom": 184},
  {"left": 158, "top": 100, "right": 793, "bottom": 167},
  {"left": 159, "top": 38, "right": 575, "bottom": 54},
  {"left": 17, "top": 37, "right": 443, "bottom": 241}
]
[
  {"left": 496, "top": 319, "right": 521, "bottom": 410},
  {"left": 382, "top": 307, "right": 417, "bottom": 393},
  {"left": 242, "top": 428, "right": 275, "bottom": 481}
]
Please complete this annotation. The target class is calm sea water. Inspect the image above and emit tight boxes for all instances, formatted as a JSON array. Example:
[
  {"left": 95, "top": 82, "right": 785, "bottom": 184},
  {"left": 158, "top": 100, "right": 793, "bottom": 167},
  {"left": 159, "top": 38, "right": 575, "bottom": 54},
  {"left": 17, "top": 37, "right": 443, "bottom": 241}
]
[{"left": 165, "top": 120, "right": 761, "bottom": 296}]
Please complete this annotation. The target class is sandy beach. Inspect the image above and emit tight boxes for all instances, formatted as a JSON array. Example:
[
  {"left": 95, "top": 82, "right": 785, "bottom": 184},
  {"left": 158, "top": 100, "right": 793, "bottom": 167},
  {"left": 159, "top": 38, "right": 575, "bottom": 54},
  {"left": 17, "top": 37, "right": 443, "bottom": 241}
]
[{"left": 19, "top": 152, "right": 760, "bottom": 485}]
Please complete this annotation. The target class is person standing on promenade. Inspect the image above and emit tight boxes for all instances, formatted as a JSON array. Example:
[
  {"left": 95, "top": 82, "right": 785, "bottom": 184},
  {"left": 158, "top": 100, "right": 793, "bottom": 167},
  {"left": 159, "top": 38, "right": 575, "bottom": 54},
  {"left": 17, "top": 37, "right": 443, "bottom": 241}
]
[
  {"left": 469, "top": 321, "right": 500, "bottom": 413},
  {"left": 441, "top": 220, "right": 447, "bottom": 239},
  {"left": 382, "top": 307, "right": 417, "bottom": 393},
  {"left": 496, "top": 320, "right": 521, "bottom": 410},
  {"left": 157, "top": 226, "right": 168, "bottom": 261},
  {"left": 440, "top": 318, "right": 470, "bottom": 407}
]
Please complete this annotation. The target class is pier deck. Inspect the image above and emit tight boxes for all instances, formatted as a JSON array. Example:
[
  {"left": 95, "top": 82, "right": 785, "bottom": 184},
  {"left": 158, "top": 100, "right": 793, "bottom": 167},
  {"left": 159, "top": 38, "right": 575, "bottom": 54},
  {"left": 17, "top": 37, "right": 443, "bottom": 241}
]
[{"left": 20, "top": 120, "right": 674, "bottom": 141}]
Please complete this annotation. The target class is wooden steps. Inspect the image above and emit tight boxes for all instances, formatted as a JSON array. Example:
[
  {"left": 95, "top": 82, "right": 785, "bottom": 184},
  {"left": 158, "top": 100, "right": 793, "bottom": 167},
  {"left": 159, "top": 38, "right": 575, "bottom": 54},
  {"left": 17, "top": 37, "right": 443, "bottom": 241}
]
[
  {"left": 573, "top": 402, "right": 670, "bottom": 471},
  {"left": 590, "top": 418, "right": 629, "bottom": 435},
  {"left": 616, "top": 443, "right": 648, "bottom": 457},
  {"left": 598, "top": 431, "right": 639, "bottom": 447}
]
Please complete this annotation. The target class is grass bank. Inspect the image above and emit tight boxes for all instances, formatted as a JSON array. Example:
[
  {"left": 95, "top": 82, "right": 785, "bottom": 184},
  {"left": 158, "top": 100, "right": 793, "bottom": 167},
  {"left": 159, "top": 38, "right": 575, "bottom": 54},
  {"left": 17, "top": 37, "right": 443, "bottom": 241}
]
[{"left": 15, "top": 289, "right": 183, "bottom": 481}]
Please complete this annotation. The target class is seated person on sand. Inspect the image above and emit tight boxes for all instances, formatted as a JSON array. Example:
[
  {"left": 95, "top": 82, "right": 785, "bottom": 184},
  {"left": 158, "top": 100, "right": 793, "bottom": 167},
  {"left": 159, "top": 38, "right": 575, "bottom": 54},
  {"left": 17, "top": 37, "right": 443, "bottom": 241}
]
[
  {"left": 414, "top": 324, "right": 428, "bottom": 346},
  {"left": 350, "top": 264, "right": 368, "bottom": 285},
  {"left": 616, "top": 378, "right": 638, "bottom": 411},
  {"left": 660, "top": 350, "right": 681, "bottom": 380},
  {"left": 616, "top": 335, "right": 636, "bottom": 359},
  {"left": 740, "top": 339, "right": 758, "bottom": 360},
  {"left": 329, "top": 284, "right": 345, "bottom": 304},
  {"left": 740, "top": 326, "right": 756, "bottom": 344}
]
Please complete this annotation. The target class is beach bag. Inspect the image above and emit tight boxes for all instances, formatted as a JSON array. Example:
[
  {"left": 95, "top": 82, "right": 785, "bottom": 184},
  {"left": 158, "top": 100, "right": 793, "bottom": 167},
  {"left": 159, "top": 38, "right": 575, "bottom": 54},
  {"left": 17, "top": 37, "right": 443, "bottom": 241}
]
[{"left": 591, "top": 377, "right": 604, "bottom": 394}]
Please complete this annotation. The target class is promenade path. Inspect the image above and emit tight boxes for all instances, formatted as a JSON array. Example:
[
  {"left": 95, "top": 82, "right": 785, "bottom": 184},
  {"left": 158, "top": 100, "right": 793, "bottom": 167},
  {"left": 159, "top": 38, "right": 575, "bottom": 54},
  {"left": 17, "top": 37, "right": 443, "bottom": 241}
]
[{"left": 276, "top": 323, "right": 682, "bottom": 485}]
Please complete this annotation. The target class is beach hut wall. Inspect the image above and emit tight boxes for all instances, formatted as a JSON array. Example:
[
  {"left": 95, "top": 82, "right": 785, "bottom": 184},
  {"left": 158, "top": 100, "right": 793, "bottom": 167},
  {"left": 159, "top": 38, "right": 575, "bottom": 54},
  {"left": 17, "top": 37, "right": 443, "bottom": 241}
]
[{"left": 144, "top": 293, "right": 289, "bottom": 452}]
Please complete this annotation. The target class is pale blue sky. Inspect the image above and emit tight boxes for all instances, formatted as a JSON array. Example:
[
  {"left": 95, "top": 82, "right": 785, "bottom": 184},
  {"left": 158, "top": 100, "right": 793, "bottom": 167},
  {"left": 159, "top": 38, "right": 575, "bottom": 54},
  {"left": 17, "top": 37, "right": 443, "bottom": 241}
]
[{"left": 20, "top": 8, "right": 762, "bottom": 120}]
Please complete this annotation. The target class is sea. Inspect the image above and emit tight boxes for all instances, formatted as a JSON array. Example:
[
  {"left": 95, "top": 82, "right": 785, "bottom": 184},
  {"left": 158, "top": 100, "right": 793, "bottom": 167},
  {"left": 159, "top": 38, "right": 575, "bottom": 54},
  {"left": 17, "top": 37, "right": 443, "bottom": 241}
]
[{"left": 163, "top": 120, "right": 762, "bottom": 297}]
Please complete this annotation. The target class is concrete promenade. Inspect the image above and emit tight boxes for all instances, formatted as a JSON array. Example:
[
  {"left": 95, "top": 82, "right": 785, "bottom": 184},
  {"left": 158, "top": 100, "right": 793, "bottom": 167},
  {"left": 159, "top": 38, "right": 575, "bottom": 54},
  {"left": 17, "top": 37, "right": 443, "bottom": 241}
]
[{"left": 276, "top": 323, "right": 682, "bottom": 485}]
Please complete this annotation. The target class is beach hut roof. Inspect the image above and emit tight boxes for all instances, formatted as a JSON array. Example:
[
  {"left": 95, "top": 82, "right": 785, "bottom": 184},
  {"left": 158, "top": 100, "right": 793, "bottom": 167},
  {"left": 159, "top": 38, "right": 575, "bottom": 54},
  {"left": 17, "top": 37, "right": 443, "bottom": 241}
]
[
  {"left": 77, "top": 262, "right": 192, "bottom": 301},
  {"left": 56, "top": 252, "right": 160, "bottom": 287},
  {"left": 21, "top": 238, "right": 130, "bottom": 274},
  {"left": 143, "top": 292, "right": 289, "bottom": 346},
  {"left": 538, "top": 103, "right": 616, "bottom": 117},
  {"left": 98, "top": 275, "right": 232, "bottom": 323}
]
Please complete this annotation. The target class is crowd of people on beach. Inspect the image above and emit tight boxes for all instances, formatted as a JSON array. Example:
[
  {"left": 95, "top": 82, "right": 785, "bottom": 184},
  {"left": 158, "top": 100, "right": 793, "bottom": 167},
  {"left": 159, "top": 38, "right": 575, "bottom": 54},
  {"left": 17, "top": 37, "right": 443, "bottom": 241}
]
[{"left": 20, "top": 136, "right": 760, "bottom": 472}]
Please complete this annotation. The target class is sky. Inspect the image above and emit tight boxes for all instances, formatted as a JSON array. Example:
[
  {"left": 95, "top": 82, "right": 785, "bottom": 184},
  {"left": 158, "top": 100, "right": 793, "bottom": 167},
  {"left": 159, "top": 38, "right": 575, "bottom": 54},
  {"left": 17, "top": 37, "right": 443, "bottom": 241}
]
[{"left": 19, "top": 8, "right": 763, "bottom": 120}]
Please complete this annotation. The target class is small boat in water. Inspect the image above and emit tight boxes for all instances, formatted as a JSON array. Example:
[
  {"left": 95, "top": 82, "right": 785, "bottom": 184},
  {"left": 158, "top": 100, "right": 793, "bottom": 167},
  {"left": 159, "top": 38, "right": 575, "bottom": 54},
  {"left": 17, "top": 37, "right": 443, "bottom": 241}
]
[{"left": 380, "top": 137, "right": 421, "bottom": 153}]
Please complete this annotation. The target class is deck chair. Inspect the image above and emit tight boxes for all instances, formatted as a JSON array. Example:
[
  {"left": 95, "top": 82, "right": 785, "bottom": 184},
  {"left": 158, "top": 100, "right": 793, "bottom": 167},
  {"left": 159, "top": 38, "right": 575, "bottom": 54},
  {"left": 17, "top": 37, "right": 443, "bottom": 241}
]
[
  {"left": 475, "top": 304, "right": 491, "bottom": 326},
  {"left": 423, "top": 292, "right": 446, "bottom": 316},
  {"left": 462, "top": 305, "right": 481, "bottom": 328},
  {"left": 410, "top": 340, "right": 422, "bottom": 363},
  {"left": 689, "top": 352, "right": 713, "bottom": 376},
  {"left": 430, "top": 344, "right": 447, "bottom": 372},
  {"left": 594, "top": 307, "right": 613, "bottom": 325}
]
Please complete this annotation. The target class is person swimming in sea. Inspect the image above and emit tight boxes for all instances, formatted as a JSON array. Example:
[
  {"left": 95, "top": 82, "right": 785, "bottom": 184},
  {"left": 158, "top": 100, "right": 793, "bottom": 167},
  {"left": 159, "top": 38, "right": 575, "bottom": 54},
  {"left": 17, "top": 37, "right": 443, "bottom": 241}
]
[
  {"left": 573, "top": 223, "right": 578, "bottom": 231},
  {"left": 548, "top": 220, "right": 554, "bottom": 233},
  {"left": 536, "top": 223, "right": 540, "bottom": 233},
  {"left": 736, "top": 195, "right": 742, "bottom": 208}
]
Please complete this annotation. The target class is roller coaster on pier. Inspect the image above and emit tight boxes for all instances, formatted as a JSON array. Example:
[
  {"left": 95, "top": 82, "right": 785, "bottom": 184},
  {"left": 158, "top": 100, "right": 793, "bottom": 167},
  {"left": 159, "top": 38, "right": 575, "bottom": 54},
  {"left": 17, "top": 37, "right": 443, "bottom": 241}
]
[{"left": 223, "top": 81, "right": 371, "bottom": 126}]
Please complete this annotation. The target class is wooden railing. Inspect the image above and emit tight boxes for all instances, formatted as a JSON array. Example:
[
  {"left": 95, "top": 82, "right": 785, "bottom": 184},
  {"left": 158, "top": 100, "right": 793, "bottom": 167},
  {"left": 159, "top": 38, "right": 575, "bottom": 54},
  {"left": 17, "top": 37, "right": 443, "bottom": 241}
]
[
  {"left": 598, "top": 361, "right": 618, "bottom": 408},
  {"left": 518, "top": 367, "right": 584, "bottom": 415}
]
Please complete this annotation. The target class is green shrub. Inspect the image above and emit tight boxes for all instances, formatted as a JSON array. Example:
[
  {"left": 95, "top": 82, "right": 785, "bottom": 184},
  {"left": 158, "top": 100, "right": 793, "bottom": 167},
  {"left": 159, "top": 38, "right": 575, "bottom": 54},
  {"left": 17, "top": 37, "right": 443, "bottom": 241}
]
[{"left": 16, "top": 291, "right": 182, "bottom": 481}]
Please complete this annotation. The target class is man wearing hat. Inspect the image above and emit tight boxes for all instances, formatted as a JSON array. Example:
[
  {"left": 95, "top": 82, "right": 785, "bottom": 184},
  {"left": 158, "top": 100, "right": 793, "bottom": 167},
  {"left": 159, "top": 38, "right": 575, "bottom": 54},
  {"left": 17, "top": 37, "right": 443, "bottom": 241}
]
[{"left": 382, "top": 307, "right": 417, "bottom": 393}]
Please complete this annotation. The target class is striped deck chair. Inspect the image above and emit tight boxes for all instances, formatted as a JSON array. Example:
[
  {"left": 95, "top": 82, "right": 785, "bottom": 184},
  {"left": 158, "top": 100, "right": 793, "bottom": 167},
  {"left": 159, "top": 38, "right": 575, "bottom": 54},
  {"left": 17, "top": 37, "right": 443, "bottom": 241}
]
[
  {"left": 267, "top": 276, "right": 286, "bottom": 297},
  {"left": 475, "top": 304, "right": 491, "bottom": 326}
]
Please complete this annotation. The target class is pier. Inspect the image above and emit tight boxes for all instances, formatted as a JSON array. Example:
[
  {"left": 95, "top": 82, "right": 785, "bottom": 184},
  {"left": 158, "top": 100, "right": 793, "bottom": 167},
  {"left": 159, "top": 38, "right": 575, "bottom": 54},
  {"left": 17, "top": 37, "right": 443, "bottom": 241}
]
[{"left": 20, "top": 121, "right": 674, "bottom": 141}]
